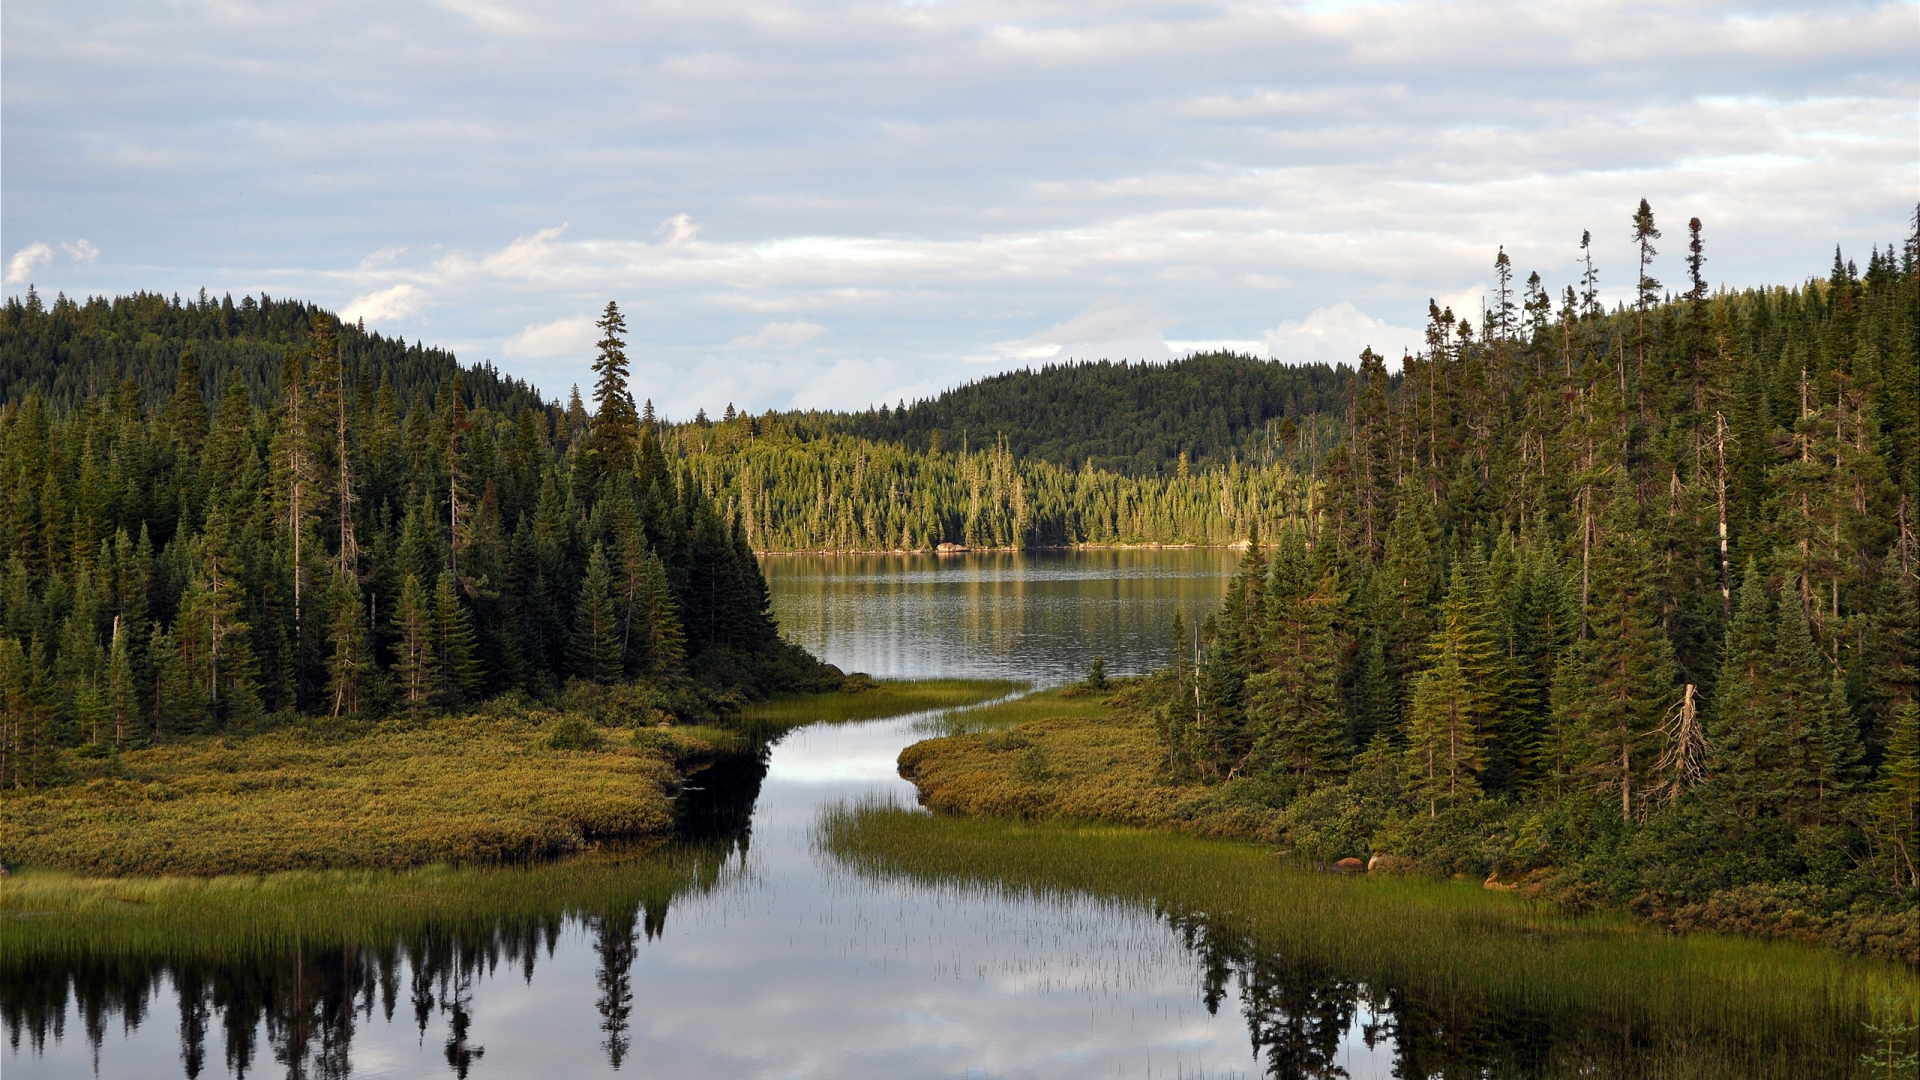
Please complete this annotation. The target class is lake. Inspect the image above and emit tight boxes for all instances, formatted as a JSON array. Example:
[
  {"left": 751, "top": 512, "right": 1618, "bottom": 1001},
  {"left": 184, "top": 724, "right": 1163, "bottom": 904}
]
[{"left": 0, "top": 549, "right": 1895, "bottom": 1078}]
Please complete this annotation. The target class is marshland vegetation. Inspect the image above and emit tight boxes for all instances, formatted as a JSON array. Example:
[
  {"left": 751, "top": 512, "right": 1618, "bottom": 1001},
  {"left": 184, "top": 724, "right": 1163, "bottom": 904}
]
[{"left": 825, "top": 802, "right": 1915, "bottom": 1079}]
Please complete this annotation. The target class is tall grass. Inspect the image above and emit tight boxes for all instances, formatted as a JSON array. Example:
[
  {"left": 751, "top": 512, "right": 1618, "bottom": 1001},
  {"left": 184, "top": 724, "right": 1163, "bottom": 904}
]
[
  {"left": 822, "top": 804, "right": 1918, "bottom": 1078},
  {"left": 737, "top": 678, "right": 1019, "bottom": 732},
  {"left": 0, "top": 847, "right": 725, "bottom": 964},
  {"left": 913, "top": 683, "right": 1122, "bottom": 735},
  {"left": 0, "top": 713, "right": 724, "bottom": 875}
]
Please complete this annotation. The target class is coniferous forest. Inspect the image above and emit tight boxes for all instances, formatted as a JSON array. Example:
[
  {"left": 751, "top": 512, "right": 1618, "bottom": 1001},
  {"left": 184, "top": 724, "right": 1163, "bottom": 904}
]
[
  {"left": 0, "top": 298, "right": 827, "bottom": 786},
  {"left": 1143, "top": 211, "right": 1920, "bottom": 952},
  {"left": 2, "top": 207, "right": 1916, "bottom": 960}
]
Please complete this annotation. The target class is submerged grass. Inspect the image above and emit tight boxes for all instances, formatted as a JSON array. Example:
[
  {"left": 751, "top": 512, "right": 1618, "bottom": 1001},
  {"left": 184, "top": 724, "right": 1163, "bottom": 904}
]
[
  {"left": 823, "top": 804, "right": 1918, "bottom": 1076},
  {"left": 0, "top": 713, "right": 726, "bottom": 876},
  {"left": 739, "top": 678, "right": 1019, "bottom": 731},
  {"left": 0, "top": 850, "right": 716, "bottom": 964}
]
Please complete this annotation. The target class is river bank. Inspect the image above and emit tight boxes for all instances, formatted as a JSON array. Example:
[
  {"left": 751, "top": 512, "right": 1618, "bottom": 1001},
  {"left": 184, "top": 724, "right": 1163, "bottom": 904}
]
[
  {"left": 0, "top": 679, "right": 1002, "bottom": 878},
  {"left": 896, "top": 684, "right": 1920, "bottom": 966}
]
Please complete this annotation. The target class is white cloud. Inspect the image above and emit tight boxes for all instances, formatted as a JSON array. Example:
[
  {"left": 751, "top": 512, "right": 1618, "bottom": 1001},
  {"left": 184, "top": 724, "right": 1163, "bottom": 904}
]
[
  {"left": 504, "top": 313, "right": 598, "bottom": 357},
  {"left": 1, "top": 0, "right": 1908, "bottom": 412},
  {"left": 727, "top": 320, "right": 825, "bottom": 348},
  {"left": 341, "top": 284, "right": 426, "bottom": 323},
  {"left": 1165, "top": 339, "right": 1266, "bottom": 356},
  {"left": 5, "top": 243, "right": 53, "bottom": 285},
  {"left": 987, "top": 297, "right": 1173, "bottom": 363},
  {"left": 653, "top": 214, "right": 700, "bottom": 247},
  {"left": 1263, "top": 302, "right": 1423, "bottom": 368},
  {"left": 61, "top": 240, "right": 99, "bottom": 264}
]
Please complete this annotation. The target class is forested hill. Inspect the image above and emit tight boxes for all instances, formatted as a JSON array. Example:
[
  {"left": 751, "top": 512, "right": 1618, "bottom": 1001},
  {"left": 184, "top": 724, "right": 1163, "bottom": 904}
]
[
  {"left": 812, "top": 352, "right": 1351, "bottom": 477},
  {"left": 0, "top": 288, "right": 549, "bottom": 417},
  {"left": 0, "top": 301, "right": 829, "bottom": 787}
]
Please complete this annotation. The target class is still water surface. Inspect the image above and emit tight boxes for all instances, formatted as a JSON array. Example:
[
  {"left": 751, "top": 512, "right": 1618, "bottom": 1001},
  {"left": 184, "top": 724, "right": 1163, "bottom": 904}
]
[{"left": 16, "top": 549, "right": 1381, "bottom": 1079}]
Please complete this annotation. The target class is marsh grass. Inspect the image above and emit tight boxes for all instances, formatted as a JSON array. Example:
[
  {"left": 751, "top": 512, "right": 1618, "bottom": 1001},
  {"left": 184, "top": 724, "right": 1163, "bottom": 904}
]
[
  {"left": 897, "top": 689, "right": 1284, "bottom": 836},
  {"left": 738, "top": 678, "right": 1019, "bottom": 732},
  {"left": 0, "top": 714, "right": 726, "bottom": 875},
  {"left": 823, "top": 804, "right": 1919, "bottom": 1076},
  {"left": 0, "top": 848, "right": 721, "bottom": 964},
  {"left": 913, "top": 683, "right": 1127, "bottom": 736}
]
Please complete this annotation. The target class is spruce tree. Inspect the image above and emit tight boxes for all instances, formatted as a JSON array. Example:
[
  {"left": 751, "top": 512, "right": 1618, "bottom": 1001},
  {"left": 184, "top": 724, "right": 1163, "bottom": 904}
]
[
  {"left": 1873, "top": 702, "right": 1920, "bottom": 887},
  {"left": 1404, "top": 568, "right": 1492, "bottom": 815},
  {"left": 632, "top": 551, "right": 685, "bottom": 680},
  {"left": 1707, "top": 561, "right": 1780, "bottom": 817},
  {"left": 571, "top": 543, "right": 623, "bottom": 685},
  {"left": 1245, "top": 561, "right": 1343, "bottom": 783},
  {"left": 431, "top": 571, "right": 481, "bottom": 705},
  {"left": 324, "top": 573, "right": 373, "bottom": 718},
  {"left": 1156, "top": 610, "right": 1198, "bottom": 778},
  {"left": 1561, "top": 479, "right": 1678, "bottom": 821},
  {"left": 585, "top": 303, "right": 640, "bottom": 494},
  {"left": 391, "top": 573, "right": 435, "bottom": 719},
  {"left": 106, "top": 620, "right": 137, "bottom": 748}
]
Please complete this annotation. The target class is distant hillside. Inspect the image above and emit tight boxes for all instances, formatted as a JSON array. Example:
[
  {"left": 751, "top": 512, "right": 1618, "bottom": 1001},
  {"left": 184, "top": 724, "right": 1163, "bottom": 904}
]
[
  {"left": 809, "top": 352, "right": 1354, "bottom": 477},
  {"left": 0, "top": 287, "right": 549, "bottom": 416}
]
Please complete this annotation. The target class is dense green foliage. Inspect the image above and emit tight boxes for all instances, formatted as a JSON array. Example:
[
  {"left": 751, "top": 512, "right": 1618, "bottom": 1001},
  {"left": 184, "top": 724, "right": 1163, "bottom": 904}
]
[
  {"left": 0, "top": 287, "right": 545, "bottom": 415},
  {"left": 674, "top": 415, "right": 1322, "bottom": 550},
  {"left": 1145, "top": 212, "right": 1920, "bottom": 952},
  {"left": 0, "top": 298, "right": 828, "bottom": 787},
  {"left": 807, "top": 351, "right": 1349, "bottom": 477}
]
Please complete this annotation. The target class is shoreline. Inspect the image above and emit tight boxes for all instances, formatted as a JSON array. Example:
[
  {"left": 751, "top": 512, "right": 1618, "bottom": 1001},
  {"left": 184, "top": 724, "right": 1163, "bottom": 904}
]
[{"left": 754, "top": 540, "right": 1265, "bottom": 556}]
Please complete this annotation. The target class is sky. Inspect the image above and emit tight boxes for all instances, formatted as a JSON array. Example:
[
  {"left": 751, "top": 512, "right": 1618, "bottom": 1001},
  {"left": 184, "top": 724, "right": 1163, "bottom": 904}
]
[{"left": 2, "top": 0, "right": 1914, "bottom": 418}]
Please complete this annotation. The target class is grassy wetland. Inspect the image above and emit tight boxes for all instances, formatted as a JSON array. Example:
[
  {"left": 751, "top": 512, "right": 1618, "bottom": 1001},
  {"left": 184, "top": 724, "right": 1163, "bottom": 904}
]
[
  {"left": 737, "top": 677, "right": 1019, "bottom": 732},
  {"left": 824, "top": 802, "right": 1919, "bottom": 1078},
  {"left": 0, "top": 707, "right": 730, "bottom": 876}
]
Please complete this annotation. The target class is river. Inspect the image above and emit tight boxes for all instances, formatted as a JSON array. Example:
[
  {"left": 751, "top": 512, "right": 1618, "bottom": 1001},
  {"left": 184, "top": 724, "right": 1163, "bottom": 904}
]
[
  {"left": 5, "top": 549, "right": 1893, "bottom": 1078},
  {"left": 15, "top": 549, "right": 1361, "bottom": 1080}
]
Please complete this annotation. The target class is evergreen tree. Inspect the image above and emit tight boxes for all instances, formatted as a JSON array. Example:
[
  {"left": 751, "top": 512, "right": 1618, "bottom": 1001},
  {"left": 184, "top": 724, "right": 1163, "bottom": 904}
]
[
  {"left": 1873, "top": 703, "right": 1920, "bottom": 887},
  {"left": 324, "top": 573, "right": 372, "bottom": 717},
  {"left": 631, "top": 551, "right": 685, "bottom": 680},
  {"left": 1245, "top": 550, "right": 1344, "bottom": 783},
  {"left": 1707, "top": 561, "right": 1780, "bottom": 817},
  {"left": 571, "top": 543, "right": 623, "bottom": 685},
  {"left": 1559, "top": 480, "right": 1678, "bottom": 821},
  {"left": 585, "top": 303, "right": 640, "bottom": 494},
  {"left": 391, "top": 573, "right": 434, "bottom": 719},
  {"left": 431, "top": 571, "right": 480, "bottom": 705},
  {"left": 1404, "top": 569, "right": 1492, "bottom": 816}
]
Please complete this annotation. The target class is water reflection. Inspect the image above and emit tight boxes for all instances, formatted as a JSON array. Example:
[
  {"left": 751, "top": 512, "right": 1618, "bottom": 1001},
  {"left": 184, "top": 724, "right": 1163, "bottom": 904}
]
[
  {"left": 762, "top": 549, "right": 1240, "bottom": 683},
  {"left": 7, "top": 874, "right": 1825, "bottom": 1079},
  {"left": 0, "top": 552, "right": 1856, "bottom": 1078}
]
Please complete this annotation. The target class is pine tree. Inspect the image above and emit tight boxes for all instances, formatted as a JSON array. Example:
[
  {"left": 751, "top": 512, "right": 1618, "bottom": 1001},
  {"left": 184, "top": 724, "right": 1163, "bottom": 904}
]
[
  {"left": 1403, "top": 568, "right": 1492, "bottom": 815},
  {"left": 106, "top": 619, "right": 137, "bottom": 747},
  {"left": 391, "top": 572, "right": 435, "bottom": 719},
  {"left": 1708, "top": 562, "right": 1781, "bottom": 817},
  {"left": 431, "top": 571, "right": 480, "bottom": 705},
  {"left": 571, "top": 543, "right": 623, "bottom": 684},
  {"left": 324, "top": 573, "right": 372, "bottom": 718},
  {"left": 1561, "top": 479, "right": 1678, "bottom": 821},
  {"left": 631, "top": 551, "right": 685, "bottom": 680},
  {"left": 1245, "top": 558, "right": 1344, "bottom": 783},
  {"left": 585, "top": 303, "right": 641, "bottom": 494},
  {"left": 1873, "top": 702, "right": 1920, "bottom": 887}
]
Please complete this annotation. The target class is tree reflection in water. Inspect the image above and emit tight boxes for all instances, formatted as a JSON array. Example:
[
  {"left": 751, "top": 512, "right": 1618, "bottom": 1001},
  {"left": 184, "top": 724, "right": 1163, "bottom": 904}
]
[{"left": 0, "top": 732, "right": 1834, "bottom": 1080}]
